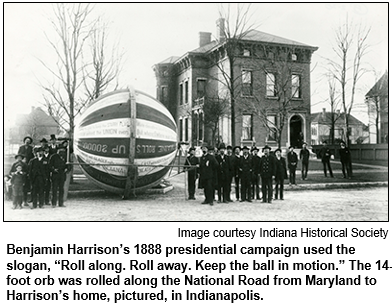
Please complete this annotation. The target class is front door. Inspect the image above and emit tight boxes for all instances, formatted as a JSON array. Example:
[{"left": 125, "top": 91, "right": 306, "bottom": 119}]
[{"left": 290, "top": 115, "right": 303, "bottom": 148}]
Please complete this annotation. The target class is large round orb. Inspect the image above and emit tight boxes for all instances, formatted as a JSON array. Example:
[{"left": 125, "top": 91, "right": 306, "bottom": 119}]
[{"left": 74, "top": 88, "right": 177, "bottom": 194}]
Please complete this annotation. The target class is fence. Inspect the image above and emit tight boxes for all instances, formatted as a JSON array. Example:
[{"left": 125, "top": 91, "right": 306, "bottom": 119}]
[{"left": 312, "top": 144, "right": 389, "bottom": 161}]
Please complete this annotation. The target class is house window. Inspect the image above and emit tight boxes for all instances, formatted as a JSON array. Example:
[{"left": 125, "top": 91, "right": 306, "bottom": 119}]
[
  {"left": 266, "top": 73, "right": 276, "bottom": 97},
  {"left": 184, "top": 117, "right": 189, "bottom": 141},
  {"left": 292, "top": 74, "right": 301, "bottom": 98},
  {"left": 179, "top": 118, "right": 183, "bottom": 141},
  {"left": 292, "top": 53, "right": 297, "bottom": 61},
  {"left": 197, "top": 79, "right": 206, "bottom": 98},
  {"left": 242, "top": 70, "right": 253, "bottom": 96},
  {"left": 311, "top": 126, "right": 317, "bottom": 136},
  {"left": 242, "top": 114, "right": 253, "bottom": 140},
  {"left": 198, "top": 112, "right": 204, "bottom": 141},
  {"left": 161, "top": 86, "right": 168, "bottom": 103},
  {"left": 267, "top": 115, "right": 277, "bottom": 141},
  {"left": 179, "top": 83, "right": 183, "bottom": 105},
  {"left": 243, "top": 49, "right": 251, "bottom": 56},
  {"left": 185, "top": 80, "right": 189, "bottom": 104}
]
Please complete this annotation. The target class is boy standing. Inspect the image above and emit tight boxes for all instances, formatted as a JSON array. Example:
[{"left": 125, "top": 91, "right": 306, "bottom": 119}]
[{"left": 11, "top": 165, "right": 26, "bottom": 209}]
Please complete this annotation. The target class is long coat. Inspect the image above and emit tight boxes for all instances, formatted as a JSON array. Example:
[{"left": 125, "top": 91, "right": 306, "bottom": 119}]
[
  {"left": 259, "top": 154, "right": 276, "bottom": 178},
  {"left": 184, "top": 155, "right": 199, "bottom": 180},
  {"left": 339, "top": 147, "right": 351, "bottom": 163},
  {"left": 275, "top": 157, "right": 288, "bottom": 180},
  {"left": 216, "top": 154, "right": 231, "bottom": 182},
  {"left": 287, "top": 151, "right": 298, "bottom": 170},
  {"left": 28, "top": 157, "right": 47, "bottom": 182},
  {"left": 199, "top": 153, "right": 219, "bottom": 185},
  {"left": 18, "top": 145, "right": 34, "bottom": 164}
]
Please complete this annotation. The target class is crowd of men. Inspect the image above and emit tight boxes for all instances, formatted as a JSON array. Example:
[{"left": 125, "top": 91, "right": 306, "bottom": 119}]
[
  {"left": 7, "top": 135, "right": 70, "bottom": 209},
  {"left": 184, "top": 141, "right": 351, "bottom": 206}
]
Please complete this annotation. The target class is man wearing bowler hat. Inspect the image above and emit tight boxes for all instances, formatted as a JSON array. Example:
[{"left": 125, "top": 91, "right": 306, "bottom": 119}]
[
  {"left": 49, "top": 147, "right": 69, "bottom": 207},
  {"left": 238, "top": 146, "right": 253, "bottom": 202},
  {"left": 29, "top": 147, "right": 47, "bottom": 208},
  {"left": 18, "top": 136, "right": 35, "bottom": 205},
  {"left": 184, "top": 147, "right": 199, "bottom": 200},
  {"left": 259, "top": 145, "right": 276, "bottom": 203},
  {"left": 216, "top": 143, "right": 231, "bottom": 203},
  {"left": 287, "top": 145, "right": 298, "bottom": 185},
  {"left": 251, "top": 146, "right": 261, "bottom": 200},
  {"left": 199, "top": 145, "right": 218, "bottom": 205},
  {"left": 232, "top": 146, "right": 241, "bottom": 201}
]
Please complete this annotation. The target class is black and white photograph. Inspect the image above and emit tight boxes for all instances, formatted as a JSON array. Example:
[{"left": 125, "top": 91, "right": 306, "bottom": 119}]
[{"left": 3, "top": 2, "right": 388, "bottom": 222}]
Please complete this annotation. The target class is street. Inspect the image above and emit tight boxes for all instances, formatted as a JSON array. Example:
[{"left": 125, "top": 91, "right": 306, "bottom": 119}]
[{"left": 3, "top": 173, "right": 388, "bottom": 221}]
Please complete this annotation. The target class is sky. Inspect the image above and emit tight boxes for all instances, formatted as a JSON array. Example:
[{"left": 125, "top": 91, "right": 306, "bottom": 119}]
[{"left": 3, "top": 2, "right": 389, "bottom": 127}]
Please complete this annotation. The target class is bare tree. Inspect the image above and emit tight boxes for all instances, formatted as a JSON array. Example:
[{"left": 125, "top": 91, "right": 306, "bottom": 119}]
[
  {"left": 328, "top": 18, "right": 371, "bottom": 146},
  {"left": 326, "top": 76, "right": 342, "bottom": 144},
  {"left": 208, "top": 3, "right": 259, "bottom": 144},
  {"left": 82, "top": 18, "right": 124, "bottom": 102},
  {"left": 40, "top": 3, "right": 95, "bottom": 144},
  {"left": 202, "top": 95, "right": 230, "bottom": 146},
  {"left": 40, "top": 4, "right": 123, "bottom": 145}
]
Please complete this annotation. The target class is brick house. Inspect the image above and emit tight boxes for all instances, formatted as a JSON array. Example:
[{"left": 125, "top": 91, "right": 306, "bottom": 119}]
[{"left": 153, "top": 19, "right": 318, "bottom": 148}]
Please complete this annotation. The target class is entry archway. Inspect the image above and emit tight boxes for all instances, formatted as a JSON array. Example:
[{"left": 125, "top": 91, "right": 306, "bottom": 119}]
[{"left": 289, "top": 115, "right": 303, "bottom": 148}]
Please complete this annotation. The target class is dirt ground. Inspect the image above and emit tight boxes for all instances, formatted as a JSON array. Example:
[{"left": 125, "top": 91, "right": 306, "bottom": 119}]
[{"left": 3, "top": 172, "right": 388, "bottom": 222}]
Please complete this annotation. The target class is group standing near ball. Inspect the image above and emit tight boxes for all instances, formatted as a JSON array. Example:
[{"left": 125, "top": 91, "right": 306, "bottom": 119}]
[
  {"left": 7, "top": 135, "right": 70, "bottom": 210},
  {"left": 184, "top": 141, "right": 352, "bottom": 206}
]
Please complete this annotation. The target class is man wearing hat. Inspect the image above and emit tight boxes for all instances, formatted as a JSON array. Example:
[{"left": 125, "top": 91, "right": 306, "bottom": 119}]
[
  {"left": 49, "top": 147, "right": 69, "bottom": 207},
  {"left": 287, "top": 146, "right": 298, "bottom": 185},
  {"left": 42, "top": 146, "right": 52, "bottom": 205},
  {"left": 184, "top": 147, "right": 199, "bottom": 200},
  {"left": 216, "top": 143, "right": 231, "bottom": 203},
  {"left": 226, "top": 145, "right": 234, "bottom": 202},
  {"left": 274, "top": 148, "right": 288, "bottom": 200},
  {"left": 199, "top": 145, "right": 218, "bottom": 205},
  {"left": 339, "top": 142, "right": 352, "bottom": 179},
  {"left": 299, "top": 142, "right": 310, "bottom": 180},
  {"left": 28, "top": 147, "right": 46, "bottom": 208},
  {"left": 251, "top": 146, "right": 261, "bottom": 200},
  {"left": 231, "top": 146, "right": 241, "bottom": 201},
  {"left": 238, "top": 146, "right": 253, "bottom": 202},
  {"left": 49, "top": 134, "right": 58, "bottom": 156},
  {"left": 259, "top": 145, "right": 276, "bottom": 203},
  {"left": 318, "top": 141, "right": 334, "bottom": 177},
  {"left": 18, "top": 136, "right": 34, "bottom": 165},
  {"left": 40, "top": 138, "right": 49, "bottom": 150}
]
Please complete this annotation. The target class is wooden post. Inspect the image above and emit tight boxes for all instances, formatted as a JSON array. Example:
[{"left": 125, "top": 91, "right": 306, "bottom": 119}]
[{"left": 123, "top": 88, "right": 137, "bottom": 200}]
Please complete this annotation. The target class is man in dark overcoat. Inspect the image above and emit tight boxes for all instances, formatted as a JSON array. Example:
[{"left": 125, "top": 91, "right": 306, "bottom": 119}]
[
  {"left": 287, "top": 146, "right": 298, "bottom": 185},
  {"left": 184, "top": 147, "right": 199, "bottom": 200},
  {"left": 339, "top": 142, "right": 352, "bottom": 179},
  {"left": 251, "top": 146, "right": 261, "bottom": 200},
  {"left": 49, "top": 134, "right": 58, "bottom": 156},
  {"left": 18, "top": 136, "right": 34, "bottom": 205},
  {"left": 299, "top": 142, "right": 310, "bottom": 180},
  {"left": 49, "top": 148, "right": 69, "bottom": 207},
  {"left": 225, "top": 145, "right": 234, "bottom": 202},
  {"left": 319, "top": 141, "right": 334, "bottom": 177},
  {"left": 28, "top": 147, "right": 46, "bottom": 208},
  {"left": 232, "top": 146, "right": 241, "bottom": 201},
  {"left": 216, "top": 143, "right": 231, "bottom": 203},
  {"left": 259, "top": 145, "right": 276, "bottom": 203},
  {"left": 199, "top": 145, "right": 218, "bottom": 205},
  {"left": 42, "top": 146, "right": 51, "bottom": 205},
  {"left": 274, "top": 148, "right": 288, "bottom": 200},
  {"left": 239, "top": 146, "right": 253, "bottom": 202}
]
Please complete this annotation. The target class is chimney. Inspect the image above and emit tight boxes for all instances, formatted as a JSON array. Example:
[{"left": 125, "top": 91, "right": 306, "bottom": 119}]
[
  {"left": 322, "top": 108, "right": 326, "bottom": 120},
  {"left": 199, "top": 32, "right": 211, "bottom": 47},
  {"left": 216, "top": 18, "right": 225, "bottom": 42}
]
